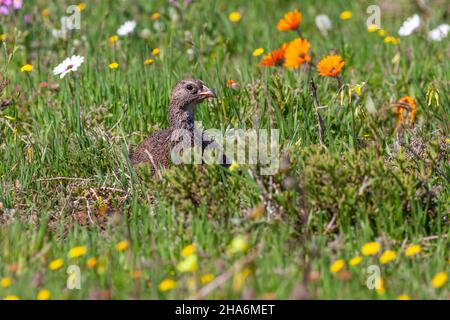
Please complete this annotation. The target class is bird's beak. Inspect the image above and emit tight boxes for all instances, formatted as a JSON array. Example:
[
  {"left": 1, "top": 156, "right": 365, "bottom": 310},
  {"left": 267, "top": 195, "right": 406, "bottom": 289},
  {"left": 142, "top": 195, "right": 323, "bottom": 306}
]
[{"left": 198, "top": 86, "right": 216, "bottom": 99}]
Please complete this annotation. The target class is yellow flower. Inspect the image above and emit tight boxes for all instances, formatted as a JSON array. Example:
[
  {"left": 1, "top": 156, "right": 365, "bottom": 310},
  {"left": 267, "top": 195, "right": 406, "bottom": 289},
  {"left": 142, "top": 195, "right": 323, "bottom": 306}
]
[
  {"left": 367, "top": 24, "right": 379, "bottom": 32},
  {"left": 77, "top": 3, "right": 86, "bottom": 11},
  {"left": 378, "top": 29, "right": 386, "bottom": 37},
  {"left": 397, "top": 294, "right": 410, "bottom": 300},
  {"left": 379, "top": 250, "right": 397, "bottom": 264},
  {"left": 227, "top": 235, "right": 249, "bottom": 255},
  {"left": 232, "top": 267, "right": 252, "bottom": 292},
  {"left": 349, "top": 256, "right": 362, "bottom": 266},
  {"left": 384, "top": 36, "right": 400, "bottom": 45},
  {"left": 68, "top": 246, "right": 87, "bottom": 258},
  {"left": 37, "top": 289, "right": 51, "bottom": 300},
  {"left": 152, "top": 48, "right": 160, "bottom": 56},
  {"left": 405, "top": 244, "right": 421, "bottom": 257},
  {"left": 200, "top": 273, "right": 214, "bottom": 285},
  {"left": 431, "top": 272, "right": 448, "bottom": 289},
  {"left": 3, "top": 295, "right": 19, "bottom": 300},
  {"left": 86, "top": 257, "right": 97, "bottom": 268},
  {"left": 340, "top": 11, "right": 353, "bottom": 20},
  {"left": 181, "top": 244, "right": 196, "bottom": 257},
  {"left": 109, "top": 35, "right": 118, "bottom": 45},
  {"left": 48, "top": 258, "right": 64, "bottom": 270},
  {"left": 0, "top": 34, "right": 8, "bottom": 41},
  {"left": 1, "top": 277, "right": 11, "bottom": 288},
  {"left": 229, "top": 161, "right": 240, "bottom": 171},
  {"left": 96, "top": 262, "right": 106, "bottom": 274},
  {"left": 177, "top": 254, "right": 198, "bottom": 273},
  {"left": 109, "top": 62, "right": 119, "bottom": 69},
  {"left": 252, "top": 48, "right": 264, "bottom": 57},
  {"left": 376, "top": 277, "right": 385, "bottom": 294},
  {"left": 42, "top": 9, "right": 49, "bottom": 18},
  {"left": 229, "top": 12, "right": 241, "bottom": 22},
  {"left": 144, "top": 59, "right": 154, "bottom": 65},
  {"left": 361, "top": 242, "right": 381, "bottom": 256},
  {"left": 116, "top": 240, "right": 129, "bottom": 252},
  {"left": 159, "top": 278, "right": 176, "bottom": 292},
  {"left": 330, "top": 259, "right": 345, "bottom": 273},
  {"left": 20, "top": 64, "right": 33, "bottom": 73},
  {"left": 151, "top": 12, "right": 161, "bottom": 20}
]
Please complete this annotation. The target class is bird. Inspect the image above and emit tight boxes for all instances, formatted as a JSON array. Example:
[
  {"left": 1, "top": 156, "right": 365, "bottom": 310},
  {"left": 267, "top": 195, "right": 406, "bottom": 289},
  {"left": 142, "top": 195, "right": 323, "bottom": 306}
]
[{"left": 129, "top": 78, "right": 228, "bottom": 174}]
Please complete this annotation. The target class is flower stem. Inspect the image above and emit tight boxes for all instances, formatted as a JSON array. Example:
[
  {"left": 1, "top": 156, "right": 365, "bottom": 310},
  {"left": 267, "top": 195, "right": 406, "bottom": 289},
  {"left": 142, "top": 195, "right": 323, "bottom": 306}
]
[
  {"left": 337, "top": 75, "right": 343, "bottom": 90},
  {"left": 308, "top": 79, "right": 326, "bottom": 148}
]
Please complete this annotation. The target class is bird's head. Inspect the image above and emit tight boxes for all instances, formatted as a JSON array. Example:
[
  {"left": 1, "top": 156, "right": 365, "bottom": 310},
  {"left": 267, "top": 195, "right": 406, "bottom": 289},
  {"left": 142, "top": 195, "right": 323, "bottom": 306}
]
[{"left": 169, "top": 79, "right": 216, "bottom": 112}]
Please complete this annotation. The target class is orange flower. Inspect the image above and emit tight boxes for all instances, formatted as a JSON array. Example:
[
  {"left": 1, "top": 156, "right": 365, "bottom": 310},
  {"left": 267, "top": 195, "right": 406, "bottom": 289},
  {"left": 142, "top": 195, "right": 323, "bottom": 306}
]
[
  {"left": 226, "top": 79, "right": 240, "bottom": 90},
  {"left": 259, "top": 43, "right": 287, "bottom": 67},
  {"left": 317, "top": 55, "right": 345, "bottom": 77},
  {"left": 395, "top": 96, "right": 417, "bottom": 126},
  {"left": 277, "top": 10, "right": 302, "bottom": 31},
  {"left": 284, "top": 38, "right": 311, "bottom": 68}
]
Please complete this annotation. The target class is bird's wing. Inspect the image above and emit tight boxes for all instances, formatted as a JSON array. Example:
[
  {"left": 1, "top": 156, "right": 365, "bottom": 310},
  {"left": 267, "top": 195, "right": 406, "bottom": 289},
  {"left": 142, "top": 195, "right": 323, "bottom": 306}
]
[{"left": 194, "top": 129, "right": 231, "bottom": 167}]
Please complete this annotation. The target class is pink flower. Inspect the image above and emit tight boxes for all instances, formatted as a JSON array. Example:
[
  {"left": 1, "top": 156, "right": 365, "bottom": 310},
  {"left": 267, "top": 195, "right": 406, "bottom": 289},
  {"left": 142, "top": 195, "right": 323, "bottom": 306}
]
[
  {"left": 0, "top": 6, "right": 9, "bottom": 15},
  {"left": 13, "top": 0, "right": 22, "bottom": 9},
  {"left": 0, "top": 0, "right": 22, "bottom": 15}
]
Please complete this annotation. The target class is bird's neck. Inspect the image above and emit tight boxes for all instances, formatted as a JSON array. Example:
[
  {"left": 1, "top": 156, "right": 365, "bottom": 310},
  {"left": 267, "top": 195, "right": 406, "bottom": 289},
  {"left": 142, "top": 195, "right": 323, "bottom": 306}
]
[{"left": 169, "top": 102, "right": 195, "bottom": 131}]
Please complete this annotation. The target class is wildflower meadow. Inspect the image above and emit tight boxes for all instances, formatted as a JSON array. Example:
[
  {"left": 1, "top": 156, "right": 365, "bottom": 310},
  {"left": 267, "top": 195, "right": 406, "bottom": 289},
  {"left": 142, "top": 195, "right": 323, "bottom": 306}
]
[{"left": 0, "top": 0, "right": 449, "bottom": 301}]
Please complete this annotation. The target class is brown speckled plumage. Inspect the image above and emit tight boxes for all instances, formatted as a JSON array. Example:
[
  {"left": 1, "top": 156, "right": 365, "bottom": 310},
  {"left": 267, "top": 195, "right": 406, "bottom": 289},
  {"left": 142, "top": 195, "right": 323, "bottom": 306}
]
[{"left": 129, "top": 79, "right": 226, "bottom": 173}]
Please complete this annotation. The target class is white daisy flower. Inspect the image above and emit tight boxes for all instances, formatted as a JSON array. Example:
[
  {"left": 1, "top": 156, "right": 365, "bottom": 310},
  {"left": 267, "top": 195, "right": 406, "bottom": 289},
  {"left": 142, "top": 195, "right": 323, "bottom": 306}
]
[
  {"left": 428, "top": 24, "right": 450, "bottom": 41},
  {"left": 117, "top": 20, "right": 136, "bottom": 36},
  {"left": 53, "top": 55, "right": 85, "bottom": 79},
  {"left": 315, "top": 14, "right": 332, "bottom": 36},
  {"left": 398, "top": 14, "right": 420, "bottom": 36}
]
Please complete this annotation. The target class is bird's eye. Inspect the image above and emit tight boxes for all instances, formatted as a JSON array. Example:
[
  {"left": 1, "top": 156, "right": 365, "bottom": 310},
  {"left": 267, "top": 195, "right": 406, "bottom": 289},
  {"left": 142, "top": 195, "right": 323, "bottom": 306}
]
[{"left": 186, "top": 84, "right": 194, "bottom": 91}]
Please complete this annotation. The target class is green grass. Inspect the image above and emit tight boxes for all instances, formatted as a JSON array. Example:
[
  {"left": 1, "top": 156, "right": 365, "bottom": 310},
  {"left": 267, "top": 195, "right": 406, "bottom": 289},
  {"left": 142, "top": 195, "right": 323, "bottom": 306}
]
[{"left": 0, "top": 0, "right": 449, "bottom": 300}]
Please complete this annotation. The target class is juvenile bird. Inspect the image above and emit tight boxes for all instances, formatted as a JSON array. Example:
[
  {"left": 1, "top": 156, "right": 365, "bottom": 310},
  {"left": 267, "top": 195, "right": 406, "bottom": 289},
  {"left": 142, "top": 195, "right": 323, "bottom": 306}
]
[{"left": 129, "top": 78, "right": 227, "bottom": 173}]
